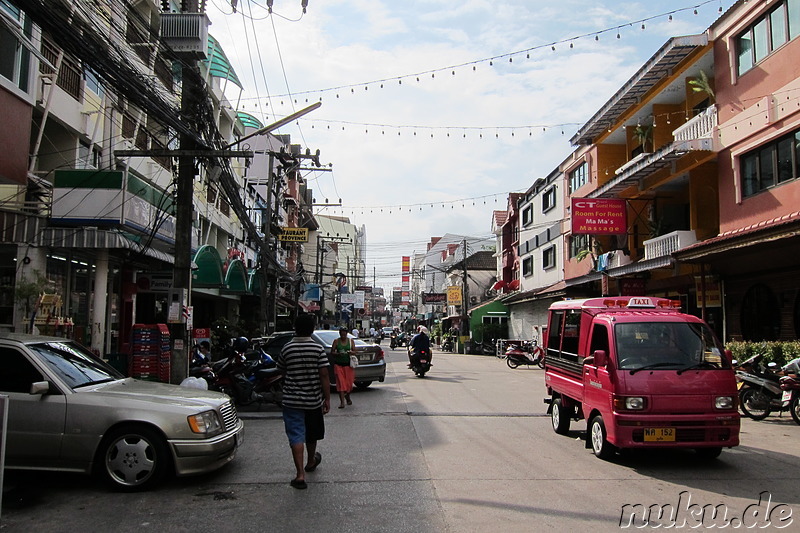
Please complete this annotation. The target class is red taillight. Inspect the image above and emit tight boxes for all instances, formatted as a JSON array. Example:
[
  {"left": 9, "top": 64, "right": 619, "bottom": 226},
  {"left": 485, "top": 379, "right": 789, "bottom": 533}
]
[{"left": 378, "top": 348, "right": 384, "bottom": 360}]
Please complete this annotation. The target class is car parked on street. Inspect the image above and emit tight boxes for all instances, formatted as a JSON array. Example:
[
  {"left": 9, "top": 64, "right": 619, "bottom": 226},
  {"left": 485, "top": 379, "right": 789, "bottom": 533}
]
[
  {"left": 258, "top": 330, "right": 386, "bottom": 389},
  {"left": 0, "top": 333, "right": 244, "bottom": 492}
]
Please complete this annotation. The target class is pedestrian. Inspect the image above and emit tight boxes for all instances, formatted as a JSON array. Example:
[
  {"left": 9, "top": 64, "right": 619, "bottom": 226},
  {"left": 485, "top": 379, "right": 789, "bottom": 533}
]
[
  {"left": 331, "top": 327, "right": 356, "bottom": 408},
  {"left": 276, "top": 313, "right": 331, "bottom": 490},
  {"left": 351, "top": 327, "right": 359, "bottom": 338}
]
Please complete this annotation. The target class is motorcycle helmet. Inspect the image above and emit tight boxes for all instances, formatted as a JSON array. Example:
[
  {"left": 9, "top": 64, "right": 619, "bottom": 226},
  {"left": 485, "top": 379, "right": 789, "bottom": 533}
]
[{"left": 232, "top": 336, "right": 250, "bottom": 353}]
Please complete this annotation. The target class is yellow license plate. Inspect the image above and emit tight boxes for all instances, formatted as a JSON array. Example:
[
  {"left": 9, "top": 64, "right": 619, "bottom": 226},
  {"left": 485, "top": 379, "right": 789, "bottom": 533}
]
[{"left": 644, "top": 428, "right": 675, "bottom": 442}]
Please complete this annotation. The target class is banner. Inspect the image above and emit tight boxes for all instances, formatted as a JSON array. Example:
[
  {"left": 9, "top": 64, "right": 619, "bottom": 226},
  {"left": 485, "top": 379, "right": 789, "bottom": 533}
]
[
  {"left": 401, "top": 256, "right": 410, "bottom": 305},
  {"left": 571, "top": 198, "right": 626, "bottom": 235}
]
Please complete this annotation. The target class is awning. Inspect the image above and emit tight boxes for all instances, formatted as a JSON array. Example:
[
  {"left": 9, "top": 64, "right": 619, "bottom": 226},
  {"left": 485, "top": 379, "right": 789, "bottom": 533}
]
[
  {"left": 205, "top": 35, "right": 242, "bottom": 88},
  {"left": 237, "top": 111, "right": 263, "bottom": 130},
  {"left": 248, "top": 269, "right": 264, "bottom": 294},
  {"left": 192, "top": 245, "right": 224, "bottom": 288},
  {"left": 40, "top": 227, "right": 175, "bottom": 263},
  {"left": 223, "top": 258, "right": 249, "bottom": 294}
]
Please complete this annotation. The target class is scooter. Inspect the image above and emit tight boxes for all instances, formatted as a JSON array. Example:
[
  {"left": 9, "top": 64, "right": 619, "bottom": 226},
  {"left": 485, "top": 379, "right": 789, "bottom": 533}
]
[
  {"left": 736, "top": 353, "right": 790, "bottom": 420},
  {"left": 210, "top": 337, "right": 283, "bottom": 407},
  {"left": 506, "top": 340, "right": 544, "bottom": 369},
  {"left": 441, "top": 336, "right": 455, "bottom": 352},
  {"left": 409, "top": 347, "right": 431, "bottom": 378}
]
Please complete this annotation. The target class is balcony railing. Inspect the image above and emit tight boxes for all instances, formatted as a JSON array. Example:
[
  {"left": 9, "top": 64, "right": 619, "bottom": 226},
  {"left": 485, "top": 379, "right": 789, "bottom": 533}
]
[
  {"left": 643, "top": 230, "right": 697, "bottom": 260},
  {"left": 672, "top": 105, "right": 717, "bottom": 142}
]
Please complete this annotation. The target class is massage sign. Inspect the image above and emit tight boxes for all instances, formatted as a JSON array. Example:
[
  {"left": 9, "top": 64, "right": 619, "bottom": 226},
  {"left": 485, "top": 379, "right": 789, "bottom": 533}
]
[{"left": 571, "top": 198, "right": 627, "bottom": 235}]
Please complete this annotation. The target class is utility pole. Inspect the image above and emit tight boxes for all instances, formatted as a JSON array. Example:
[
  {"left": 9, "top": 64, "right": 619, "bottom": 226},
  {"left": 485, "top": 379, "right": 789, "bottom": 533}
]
[{"left": 462, "top": 238, "right": 470, "bottom": 340}]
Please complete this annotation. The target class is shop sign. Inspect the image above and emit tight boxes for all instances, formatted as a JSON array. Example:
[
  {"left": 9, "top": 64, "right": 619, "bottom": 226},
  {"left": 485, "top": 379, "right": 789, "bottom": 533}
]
[
  {"left": 447, "top": 286, "right": 462, "bottom": 306},
  {"left": 278, "top": 227, "right": 309, "bottom": 242},
  {"left": 695, "top": 276, "right": 722, "bottom": 307},
  {"left": 571, "top": 198, "right": 627, "bottom": 235},
  {"left": 422, "top": 292, "right": 446, "bottom": 304}
]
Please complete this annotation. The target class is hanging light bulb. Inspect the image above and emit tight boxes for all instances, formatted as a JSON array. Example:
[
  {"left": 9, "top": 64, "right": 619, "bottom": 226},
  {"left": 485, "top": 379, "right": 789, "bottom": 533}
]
[
  {"left": 668, "top": 14, "right": 673, "bottom": 21},
  {"left": 526, "top": 52, "right": 530, "bottom": 59},
  {"left": 552, "top": 45, "right": 556, "bottom": 51},
  {"left": 509, "top": 57, "right": 513, "bottom": 62}
]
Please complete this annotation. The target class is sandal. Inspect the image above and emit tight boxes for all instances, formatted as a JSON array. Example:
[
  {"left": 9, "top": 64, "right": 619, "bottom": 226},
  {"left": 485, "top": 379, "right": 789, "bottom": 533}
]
[
  {"left": 304, "top": 452, "right": 322, "bottom": 472},
  {"left": 290, "top": 478, "right": 307, "bottom": 490}
]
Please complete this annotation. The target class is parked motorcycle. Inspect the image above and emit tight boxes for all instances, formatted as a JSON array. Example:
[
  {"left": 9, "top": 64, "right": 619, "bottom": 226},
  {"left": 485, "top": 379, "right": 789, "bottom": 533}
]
[
  {"left": 506, "top": 340, "right": 545, "bottom": 369},
  {"left": 736, "top": 354, "right": 792, "bottom": 420},
  {"left": 409, "top": 347, "right": 431, "bottom": 378},
  {"left": 779, "top": 357, "right": 800, "bottom": 425},
  {"left": 210, "top": 337, "right": 283, "bottom": 407}
]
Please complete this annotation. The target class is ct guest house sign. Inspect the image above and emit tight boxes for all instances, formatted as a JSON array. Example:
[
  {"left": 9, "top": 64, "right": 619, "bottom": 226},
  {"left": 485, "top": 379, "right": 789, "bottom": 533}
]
[{"left": 571, "top": 198, "right": 627, "bottom": 235}]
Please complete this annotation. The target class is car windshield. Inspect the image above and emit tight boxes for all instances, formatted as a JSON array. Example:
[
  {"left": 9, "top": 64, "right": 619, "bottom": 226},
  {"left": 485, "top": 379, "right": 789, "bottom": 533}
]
[
  {"left": 28, "top": 341, "right": 123, "bottom": 389},
  {"left": 614, "top": 321, "right": 728, "bottom": 371},
  {"left": 314, "top": 330, "right": 367, "bottom": 347}
]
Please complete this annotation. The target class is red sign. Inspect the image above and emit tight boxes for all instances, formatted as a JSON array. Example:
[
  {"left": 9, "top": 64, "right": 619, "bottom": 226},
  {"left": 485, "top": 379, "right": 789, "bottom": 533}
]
[{"left": 571, "top": 198, "right": 627, "bottom": 235}]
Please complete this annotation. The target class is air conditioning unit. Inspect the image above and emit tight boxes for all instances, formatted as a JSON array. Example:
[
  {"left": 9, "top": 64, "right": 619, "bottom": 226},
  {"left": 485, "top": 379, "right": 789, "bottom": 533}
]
[{"left": 160, "top": 13, "right": 209, "bottom": 59}]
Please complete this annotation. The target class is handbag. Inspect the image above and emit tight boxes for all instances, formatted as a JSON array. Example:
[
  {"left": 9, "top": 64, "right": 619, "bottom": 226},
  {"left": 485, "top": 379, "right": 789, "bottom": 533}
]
[{"left": 349, "top": 355, "right": 359, "bottom": 368}]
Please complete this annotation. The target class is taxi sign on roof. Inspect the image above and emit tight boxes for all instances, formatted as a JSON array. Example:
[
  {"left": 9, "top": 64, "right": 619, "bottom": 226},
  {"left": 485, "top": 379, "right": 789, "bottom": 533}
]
[{"left": 627, "top": 297, "right": 656, "bottom": 308}]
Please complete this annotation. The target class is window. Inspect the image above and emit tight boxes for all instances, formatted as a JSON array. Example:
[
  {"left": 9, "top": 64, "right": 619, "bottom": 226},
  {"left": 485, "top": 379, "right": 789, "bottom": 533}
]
[
  {"left": 569, "top": 162, "right": 587, "bottom": 193},
  {"left": 740, "top": 128, "right": 800, "bottom": 197},
  {"left": 0, "top": 347, "right": 44, "bottom": 393},
  {"left": 543, "top": 245, "right": 556, "bottom": 270},
  {"left": 569, "top": 234, "right": 589, "bottom": 258},
  {"left": 542, "top": 186, "right": 556, "bottom": 213},
  {"left": 522, "top": 256, "right": 533, "bottom": 277},
  {"left": 521, "top": 205, "right": 533, "bottom": 226},
  {"left": 0, "top": 1, "right": 33, "bottom": 94},
  {"left": 737, "top": 0, "right": 798, "bottom": 76}
]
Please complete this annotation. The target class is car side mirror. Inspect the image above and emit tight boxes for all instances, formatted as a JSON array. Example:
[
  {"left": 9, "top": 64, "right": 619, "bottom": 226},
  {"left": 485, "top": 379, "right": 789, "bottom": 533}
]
[
  {"left": 592, "top": 349, "right": 608, "bottom": 367},
  {"left": 724, "top": 350, "right": 734, "bottom": 364},
  {"left": 29, "top": 381, "right": 50, "bottom": 395}
]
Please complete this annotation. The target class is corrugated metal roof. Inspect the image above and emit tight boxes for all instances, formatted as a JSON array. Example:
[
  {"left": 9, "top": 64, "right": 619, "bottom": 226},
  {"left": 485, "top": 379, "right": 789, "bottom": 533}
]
[{"left": 571, "top": 34, "right": 708, "bottom": 146}]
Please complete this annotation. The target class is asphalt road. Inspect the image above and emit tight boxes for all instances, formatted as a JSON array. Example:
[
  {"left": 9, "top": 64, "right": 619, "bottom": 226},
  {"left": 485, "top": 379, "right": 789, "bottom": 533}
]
[{"left": 2, "top": 347, "right": 800, "bottom": 532}]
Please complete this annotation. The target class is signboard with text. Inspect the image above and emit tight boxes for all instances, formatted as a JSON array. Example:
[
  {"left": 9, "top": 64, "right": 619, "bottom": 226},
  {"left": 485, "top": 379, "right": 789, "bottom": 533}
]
[
  {"left": 278, "top": 227, "right": 309, "bottom": 242},
  {"left": 447, "top": 286, "right": 463, "bottom": 306},
  {"left": 571, "top": 198, "right": 627, "bottom": 235},
  {"left": 422, "top": 292, "right": 447, "bottom": 304}
]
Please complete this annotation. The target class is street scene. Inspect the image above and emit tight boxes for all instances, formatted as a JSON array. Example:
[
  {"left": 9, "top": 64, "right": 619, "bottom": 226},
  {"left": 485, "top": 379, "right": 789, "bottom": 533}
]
[
  {"left": 3, "top": 0, "right": 800, "bottom": 530},
  {"left": 2, "top": 348, "right": 799, "bottom": 532}
]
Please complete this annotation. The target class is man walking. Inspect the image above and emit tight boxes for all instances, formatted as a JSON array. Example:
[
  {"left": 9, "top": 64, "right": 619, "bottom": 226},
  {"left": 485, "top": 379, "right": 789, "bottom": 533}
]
[{"left": 276, "top": 314, "right": 331, "bottom": 489}]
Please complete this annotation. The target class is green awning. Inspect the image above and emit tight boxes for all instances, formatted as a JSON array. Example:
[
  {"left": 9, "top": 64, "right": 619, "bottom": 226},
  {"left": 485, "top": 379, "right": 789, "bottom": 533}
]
[
  {"left": 205, "top": 34, "right": 242, "bottom": 88},
  {"left": 237, "top": 111, "right": 263, "bottom": 130},
  {"left": 248, "top": 269, "right": 264, "bottom": 294},
  {"left": 192, "top": 245, "right": 224, "bottom": 288},
  {"left": 224, "top": 258, "right": 249, "bottom": 294}
]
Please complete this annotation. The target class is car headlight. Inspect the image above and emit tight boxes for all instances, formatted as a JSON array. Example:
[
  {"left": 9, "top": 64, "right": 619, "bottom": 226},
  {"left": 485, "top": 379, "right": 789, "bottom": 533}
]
[
  {"left": 715, "top": 396, "right": 734, "bottom": 409},
  {"left": 188, "top": 410, "right": 223, "bottom": 435},
  {"left": 614, "top": 396, "right": 646, "bottom": 410}
]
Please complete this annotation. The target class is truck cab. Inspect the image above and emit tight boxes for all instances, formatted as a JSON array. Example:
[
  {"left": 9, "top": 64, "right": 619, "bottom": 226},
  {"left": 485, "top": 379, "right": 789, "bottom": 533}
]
[{"left": 543, "top": 296, "right": 740, "bottom": 459}]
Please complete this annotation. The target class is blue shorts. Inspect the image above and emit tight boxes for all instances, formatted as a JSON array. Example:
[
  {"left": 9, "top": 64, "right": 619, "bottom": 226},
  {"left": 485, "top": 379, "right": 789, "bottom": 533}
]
[{"left": 282, "top": 406, "right": 325, "bottom": 446}]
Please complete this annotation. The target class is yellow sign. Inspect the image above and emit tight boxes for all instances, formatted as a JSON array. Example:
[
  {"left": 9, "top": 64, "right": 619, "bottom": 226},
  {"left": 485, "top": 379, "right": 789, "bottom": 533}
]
[
  {"left": 447, "top": 285, "right": 463, "bottom": 306},
  {"left": 278, "top": 227, "right": 309, "bottom": 242}
]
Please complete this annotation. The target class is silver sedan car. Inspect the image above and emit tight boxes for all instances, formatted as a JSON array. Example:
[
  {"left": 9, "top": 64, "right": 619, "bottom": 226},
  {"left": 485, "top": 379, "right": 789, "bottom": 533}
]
[{"left": 0, "top": 333, "right": 244, "bottom": 491}]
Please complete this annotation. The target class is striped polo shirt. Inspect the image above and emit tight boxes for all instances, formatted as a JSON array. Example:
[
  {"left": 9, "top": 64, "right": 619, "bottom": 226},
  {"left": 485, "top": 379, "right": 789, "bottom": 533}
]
[{"left": 277, "top": 336, "right": 328, "bottom": 409}]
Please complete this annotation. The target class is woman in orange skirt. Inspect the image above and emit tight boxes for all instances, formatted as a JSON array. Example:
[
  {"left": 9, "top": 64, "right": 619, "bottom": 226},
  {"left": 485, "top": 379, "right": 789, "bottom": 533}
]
[{"left": 331, "top": 327, "right": 355, "bottom": 408}]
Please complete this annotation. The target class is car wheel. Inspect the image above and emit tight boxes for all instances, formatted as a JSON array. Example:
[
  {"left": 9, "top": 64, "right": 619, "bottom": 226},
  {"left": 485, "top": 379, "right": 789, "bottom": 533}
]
[
  {"left": 551, "top": 397, "right": 571, "bottom": 435},
  {"left": 98, "top": 425, "right": 171, "bottom": 492},
  {"left": 590, "top": 415, "right": 616, "bottom": 460},
  {"left": 354, "top": 381, "right": 372, "bottom": 389}
]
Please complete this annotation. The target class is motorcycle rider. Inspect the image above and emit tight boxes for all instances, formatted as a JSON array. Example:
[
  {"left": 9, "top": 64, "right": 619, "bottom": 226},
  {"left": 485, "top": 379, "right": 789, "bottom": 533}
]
[{"left": 408, "top": 326, "right": 431, "bottom": 367}]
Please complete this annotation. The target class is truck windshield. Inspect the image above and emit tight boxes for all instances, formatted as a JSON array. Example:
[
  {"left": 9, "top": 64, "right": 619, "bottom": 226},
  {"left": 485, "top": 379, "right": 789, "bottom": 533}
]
[{"left": 614, "top": 321, "right": 728, "bottom": 371}]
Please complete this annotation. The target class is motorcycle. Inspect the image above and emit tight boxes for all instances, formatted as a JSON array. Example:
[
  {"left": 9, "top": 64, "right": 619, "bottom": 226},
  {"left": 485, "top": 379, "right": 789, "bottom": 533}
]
[
  {"left": 391, "top": 332, "right": 409, "bottom": 349},
  {"left": 441, "top": 336, "right": 455, "bottom": 352},
  {"left": 505, "top": 340, "right": 545, "bottom": 369},
  {"left": 211, "top": 337, "right": 283, "bottom": 407},
  {"left": 189, "top": 345, "right": 216, "bottom": 386},
  {"left": 736, "top": 354, "right": 792, "bottom": 420},
  {"left": 779, "top": 357, "right": 800, "bottom": 425},
  {"left": 409, "top": 347, "right": 431, "bottom": 378}
]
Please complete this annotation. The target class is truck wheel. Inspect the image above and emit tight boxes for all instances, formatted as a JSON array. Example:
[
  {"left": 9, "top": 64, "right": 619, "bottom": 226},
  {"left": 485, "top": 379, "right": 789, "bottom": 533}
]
[
  {"left": 740, "top": 388, "right": 771, "bottom": 420},
  {"left": 589, "top": 415, "right": 616, "bottom": 460},
  {"left": 695, "top": 447, "right": 722, "bottom": 459},
  {"left": 551, "top": 398, "right": 571, "bottom": 435}
]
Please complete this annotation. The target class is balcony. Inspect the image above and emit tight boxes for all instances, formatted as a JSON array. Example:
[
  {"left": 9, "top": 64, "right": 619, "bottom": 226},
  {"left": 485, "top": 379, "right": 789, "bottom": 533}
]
[
  {"left": 672, "top": 105, "right": 717, "bottom": 143},
  {"left": 643, "top": 230, "right": 697, "bottom": 260}
]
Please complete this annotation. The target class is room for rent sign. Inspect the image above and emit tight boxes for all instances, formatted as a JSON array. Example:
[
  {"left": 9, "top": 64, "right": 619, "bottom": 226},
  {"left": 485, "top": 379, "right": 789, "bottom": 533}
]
[{"left": 571, "top": 198, "right": 627, "bottom": 235}]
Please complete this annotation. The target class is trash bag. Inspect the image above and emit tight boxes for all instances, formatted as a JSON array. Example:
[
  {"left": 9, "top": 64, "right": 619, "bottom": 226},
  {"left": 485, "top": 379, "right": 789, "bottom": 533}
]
[{"left": 180, "top": 376, "right": 208, "bottom": 390}]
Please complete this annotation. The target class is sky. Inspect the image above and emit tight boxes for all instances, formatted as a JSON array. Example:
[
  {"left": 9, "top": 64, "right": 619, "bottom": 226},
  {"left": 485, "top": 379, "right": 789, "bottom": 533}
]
[{"left": 204, "top": 0, "right": 735, "bottom": 291}]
